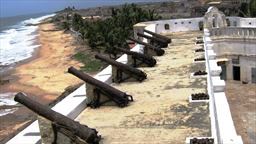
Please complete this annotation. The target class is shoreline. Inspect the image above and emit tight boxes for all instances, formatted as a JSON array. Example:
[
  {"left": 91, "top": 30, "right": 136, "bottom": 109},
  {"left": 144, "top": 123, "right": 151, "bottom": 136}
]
[
  {"left": 0, "top": 21, "right": 84, "bottom": 142},
  {"left": 0, "top": 32, "right": 41, "bottom": 78}
]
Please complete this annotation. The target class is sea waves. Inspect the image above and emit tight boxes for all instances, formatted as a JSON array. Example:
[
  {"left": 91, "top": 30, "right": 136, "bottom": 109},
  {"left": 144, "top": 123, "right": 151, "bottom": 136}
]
[{"left": 0, "top": 14, "right": 55, "bottom": 66}]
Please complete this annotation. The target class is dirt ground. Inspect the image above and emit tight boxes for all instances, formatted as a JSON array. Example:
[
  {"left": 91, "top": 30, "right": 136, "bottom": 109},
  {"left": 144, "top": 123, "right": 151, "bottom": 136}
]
[
  {"left": 76, "top": 31, "right": 211, "bottom": 144},
  {"left": 225, "top": 80, "right": 256, "bottom": 144},
  {"left": 0, "top": 23, "right": 83, "bottom": 143}
]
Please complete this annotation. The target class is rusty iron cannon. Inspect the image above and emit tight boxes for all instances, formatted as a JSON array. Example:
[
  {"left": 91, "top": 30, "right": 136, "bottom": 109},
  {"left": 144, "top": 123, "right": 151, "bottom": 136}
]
[
  {"left": 128, "top": 37, "right": 165, "bottom": 56},
  {"left": 95, "top": 54, "right": 147, "bottom": 83},
  {"left": 143, "top": 29, "right": 171, "bottom": 44},
  {"left": 115, "top": 47, "right": 156, "bottom": 67},
  {"left": 14, "top": 92, "right": 101, "bottom": 144},
  {"left": 68, "top": 67, "right": 133, "bottom": 108},
  {"left": 137, "top": 32, "right": 168, "bottom": 48}
]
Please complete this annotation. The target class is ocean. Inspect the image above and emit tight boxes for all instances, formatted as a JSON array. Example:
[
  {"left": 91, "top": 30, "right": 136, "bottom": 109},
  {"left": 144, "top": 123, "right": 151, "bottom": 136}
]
[
  {"left": 0, "top": 13, "right": 55, "bottom": 116},
  {"left": 0, "top": 13, "right": 55, "bottom": 68}
]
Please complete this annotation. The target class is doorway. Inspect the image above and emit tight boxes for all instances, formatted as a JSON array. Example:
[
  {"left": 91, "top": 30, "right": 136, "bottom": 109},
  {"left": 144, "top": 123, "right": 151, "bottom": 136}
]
[
  {"left": 252, "top": 68, "right": 256, "bottom": 83},
  {"left": 233, "top": 66, "right": 240, "bottom": 81},
  {"left": 220, "top": 65, "right": 227, "bottom": 80},
  {"left": 199, "top": 21, "right": 203, "bottom": 31}
]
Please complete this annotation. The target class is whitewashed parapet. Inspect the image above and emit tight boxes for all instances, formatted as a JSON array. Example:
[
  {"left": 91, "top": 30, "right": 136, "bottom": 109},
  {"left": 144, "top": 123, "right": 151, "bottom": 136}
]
[
  {"left": 208, "top": 60, "right": 221, "bottom": 76},
  {"left": 134, "top": 17, "right": 204, "bottom": 34},
  {"left": 211, "top": 77, "right": 225, "bottom": 92},
  {"left": 214, "top": 92, "right": 243, "bottom": 144},
  {"left": 205, "top": 43, "right": 214, "bottom": 50},
  {"left": 207, "top": 50, "right": 216, "bottom": 60},
  {"left": 210, "top": 27, "right": 256, "bottom": 39},
  {"left": 204, "top": 29, "right": 243, "bottom": 144},
  {"left": 227, "top": 17, "right": 256, "bottom": 28}
]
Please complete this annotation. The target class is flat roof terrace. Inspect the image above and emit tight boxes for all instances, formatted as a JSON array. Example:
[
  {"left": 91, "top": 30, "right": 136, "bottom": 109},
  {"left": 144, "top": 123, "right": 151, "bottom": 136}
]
[{"left": 76, "top": 31, "right": 211, "bottom": 144}]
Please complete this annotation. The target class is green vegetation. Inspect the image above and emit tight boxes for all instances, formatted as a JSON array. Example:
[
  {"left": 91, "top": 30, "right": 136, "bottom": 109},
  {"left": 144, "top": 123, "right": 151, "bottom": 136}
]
[
  {"left": 73, "top": 52, "right": 103, "bottom": 72},
  {"left": 239, "top": 0, "right": 256, "bottom": 17},
  {"left": 66, "top": 4, "right": 160, "bottom": 57},
  {"left": 249, "top": 0, "right": 256, "bottom": 17}
]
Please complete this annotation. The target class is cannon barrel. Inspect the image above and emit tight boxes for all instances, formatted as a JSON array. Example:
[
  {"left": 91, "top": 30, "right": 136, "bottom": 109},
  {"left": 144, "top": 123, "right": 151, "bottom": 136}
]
[
  {"left": 95, "top": 54, "right": 147, "bottom": 81},
  {"left": 115, "top": 47, "right": 156, "bottom": 67},
  {"left": 137, "top": 32, "right": 168, "bottom": 46},
  {"left": 128, "top": 37, "right": 165, "bottom": 56},
  {"left": 143, "top": 29, "right": 171, "bottom": 43},
  {"left": 14, "top": 92, "right": 101, "bottom": 144},
  {"left": 68, "top": 67, "right": 128, "bottom": 98},
  {"left": 68, "top": 67, "right": 132, "bottom": 107}
]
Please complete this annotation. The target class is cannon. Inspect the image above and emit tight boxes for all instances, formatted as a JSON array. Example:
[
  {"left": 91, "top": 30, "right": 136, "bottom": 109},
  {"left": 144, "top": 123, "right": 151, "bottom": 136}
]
[
  {"left": 128, "top": 37, "right": 165, "bottom": 56},
  {"left": 115, "top": 47, "right": 156, "bottom": 67},
  {"left": 68, "top": 67, "right": 133, "bottom": 108},
  {"left": 137, "top": 32, "right": 168, "bottom": 48},
  {"left": 14, "top": 92, "right": 101, "bottom": 144},
  {"left": 143, "top": 29, "right": 171, "bottom": 43},
  {"left": 95, "top": 54, "right": 147, "bottom": 83}
]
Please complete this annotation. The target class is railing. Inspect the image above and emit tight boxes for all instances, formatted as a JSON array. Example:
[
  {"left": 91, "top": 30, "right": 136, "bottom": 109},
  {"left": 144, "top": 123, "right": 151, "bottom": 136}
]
[{"left": 210, "top": 27, "right": 256, "bottom": 38}]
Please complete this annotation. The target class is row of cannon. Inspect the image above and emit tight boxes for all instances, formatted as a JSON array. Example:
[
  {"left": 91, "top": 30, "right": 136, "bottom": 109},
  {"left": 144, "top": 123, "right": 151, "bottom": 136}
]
[{"left": 14, "top": 30, "right": 171, "bottom": 143}]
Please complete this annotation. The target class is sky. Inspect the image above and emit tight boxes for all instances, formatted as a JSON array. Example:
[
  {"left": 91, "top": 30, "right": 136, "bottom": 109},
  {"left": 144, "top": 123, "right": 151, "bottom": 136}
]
[{"left": 0, "top": 0, "right": 167, "bottom": 18}]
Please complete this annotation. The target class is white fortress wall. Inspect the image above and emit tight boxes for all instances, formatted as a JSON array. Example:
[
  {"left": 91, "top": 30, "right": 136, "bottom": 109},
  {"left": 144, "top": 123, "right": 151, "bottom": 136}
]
[
  {"left": 133, "top": 17, "right": 204, "bottom": 34},
  {"left": 155, "top": 17, "right": 204, "bottom": 33},
  {"left": 227, "top": 17, "right": 256, "bottom": 27}
]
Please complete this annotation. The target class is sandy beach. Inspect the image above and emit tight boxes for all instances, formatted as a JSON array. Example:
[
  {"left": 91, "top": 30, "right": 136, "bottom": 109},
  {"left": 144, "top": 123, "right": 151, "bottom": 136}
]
[{"left": 0, "top": 22, "right": 83, "bottom": 142}]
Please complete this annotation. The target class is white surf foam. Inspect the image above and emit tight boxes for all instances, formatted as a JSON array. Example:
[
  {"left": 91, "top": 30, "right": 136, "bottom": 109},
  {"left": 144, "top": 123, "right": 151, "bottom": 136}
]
[
  {"left": 0, "top": 108, "right": 19, "bottom": 117},
  {"left": 0, "top": 14, "right": 55, "bottom": 66},
  {"left": 0, "top": 92, "right": 19, "bottom": 117},
  {"left": 0, "top": 92, "right": 18, "bottom": 106}
]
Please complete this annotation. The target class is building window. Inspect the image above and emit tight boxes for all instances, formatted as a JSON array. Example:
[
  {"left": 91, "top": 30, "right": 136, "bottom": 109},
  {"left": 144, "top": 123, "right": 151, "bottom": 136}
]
[
  {"left": 232, "top": 58, "right": 239, "bottom": 64},
  {"left": 181, "top": 22, "right": 184, "bottom": 24},
  {"left": 189, "top": 21, "right": 192, "bottom": 24},
  {"left": 175, "top": 22, "right": 177, "bottom": 24},
  {"left": 249, "top": 22, "right": 252, "bottom": 25},
  {"left": 164, "top": 24, "right": 170, "bottom": 30},
  {"left": 199, "top": 21, "right": 203, "bottom": 31},
  {"left": 226, "top": 18, "right": 230, "bottom": 26}
]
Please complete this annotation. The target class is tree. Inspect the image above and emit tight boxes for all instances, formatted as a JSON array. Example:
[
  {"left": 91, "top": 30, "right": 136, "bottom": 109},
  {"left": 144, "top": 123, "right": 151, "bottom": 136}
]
[
  {"left": 61, "top": 21, "right": 70, "bottom": 32},
  {"left": 70, "top": 3, "right": 161, "bottom": 58},
  {"left": 239, "top": 0, "right": 256, "bottom": 17},
  {"left": 249, "top": 0, "right": 256, "bottom": 17},
  {"left": 239, "top": 3, "right": 249, "bottom": 17}
]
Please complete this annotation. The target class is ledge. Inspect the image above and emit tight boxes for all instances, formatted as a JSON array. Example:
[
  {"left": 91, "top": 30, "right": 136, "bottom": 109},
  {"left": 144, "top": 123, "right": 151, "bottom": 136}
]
[
  {"left": 207, "top": 49, "right": 216, "bottom": 60},
  {"left": 211, "top": 77, "right": 225, "bottom": 92},
  {"left": 213, "top": 92, "right": 243, "bottom": 144},
  {"left": 208, "top": 60, "right": 222, "bottom": 76}
]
